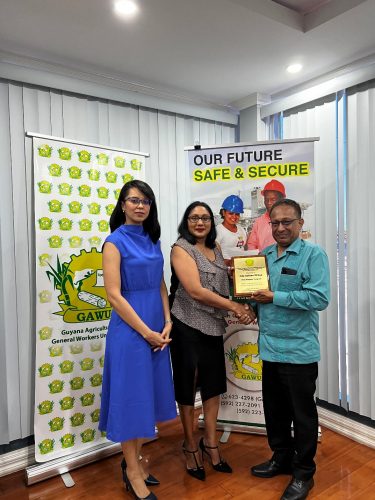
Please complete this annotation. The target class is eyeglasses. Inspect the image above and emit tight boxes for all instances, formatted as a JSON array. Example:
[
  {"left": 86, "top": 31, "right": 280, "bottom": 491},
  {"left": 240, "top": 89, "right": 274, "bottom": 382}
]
[
  {"left": 269, "top": 219, "right": 300, "bottom": 229},
  {"left": 188, "top": 215, "right": 212, "bottom": 223},
  {"left": 125, "top": 196, "right": 152, "bottom": 206}
]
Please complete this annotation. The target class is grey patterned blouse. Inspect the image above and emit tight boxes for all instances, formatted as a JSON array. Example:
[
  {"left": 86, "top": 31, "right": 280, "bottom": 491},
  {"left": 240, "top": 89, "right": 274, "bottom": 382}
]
[{"left": 171, "top": 238, "right": 230, "bottom": 337}]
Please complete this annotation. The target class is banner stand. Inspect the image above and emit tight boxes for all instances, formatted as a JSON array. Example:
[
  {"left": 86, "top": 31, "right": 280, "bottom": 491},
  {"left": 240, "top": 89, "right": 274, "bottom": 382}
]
[
  {"left": 198, "top": 416, "right": 321, "bottom": 443},
  {"left": 25, "top": 441, "right": 121, "bottom": 485},
  {"left": 199, "top": 414, "right": 266, "bottom": 435},
  {"left": 25, "top": 434, "right": 158, "bottom": 486},
  {"left": 27, "top": 131, "right": 150, "bottom": 484},
  {"left": 187, "top": 139, "right": 319, "bottom": 443}
]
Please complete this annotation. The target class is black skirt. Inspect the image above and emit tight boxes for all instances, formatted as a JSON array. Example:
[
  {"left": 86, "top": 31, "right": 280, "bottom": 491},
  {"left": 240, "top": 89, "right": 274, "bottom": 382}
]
[{"left": 170, "top": 315, "right": 227, "bottom": 406}]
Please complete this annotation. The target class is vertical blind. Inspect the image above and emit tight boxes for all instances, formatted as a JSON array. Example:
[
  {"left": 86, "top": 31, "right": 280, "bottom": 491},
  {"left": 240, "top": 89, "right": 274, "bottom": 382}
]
[
  {"left": 278, "top": 97, "right": 340, "bottom": 406},
  {"left": 346, "top": 83, "right": 375, "bottom": 420},
  {"left": 0, "top": 79, "right": 236, "bottom": 445},
  {"left": 268, "top": 83, "right": 375, "bottom": 422}
]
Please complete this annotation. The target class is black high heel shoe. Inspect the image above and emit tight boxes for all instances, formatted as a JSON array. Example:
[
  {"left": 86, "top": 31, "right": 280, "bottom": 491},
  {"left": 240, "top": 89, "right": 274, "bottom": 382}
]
[
  {"left": 199, "top": 437, "right": 232, "bottom": 473},
  {"left": 182, "top": 442, "right": 206, "bottom": 481},
  {"left": 121, "top": 463, "right": 157, "bottom": 500},
  {"left": 121, "top": 458, "right": 160, "bottom": 486}
]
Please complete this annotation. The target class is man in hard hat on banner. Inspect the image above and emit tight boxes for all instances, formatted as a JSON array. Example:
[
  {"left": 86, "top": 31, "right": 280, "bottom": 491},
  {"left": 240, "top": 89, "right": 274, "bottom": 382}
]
[
  {"left": 216, "top": 195, "right": 247, "bottom": 262},
  {"left": 247, "top": 179, "right": 286, "bottom": 252}
]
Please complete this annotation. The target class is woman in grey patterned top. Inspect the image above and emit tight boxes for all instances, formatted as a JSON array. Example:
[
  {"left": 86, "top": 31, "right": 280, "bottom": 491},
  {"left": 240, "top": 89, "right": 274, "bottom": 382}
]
[{"left": 169, "top": 201, "right": 255, "bottom": 481}]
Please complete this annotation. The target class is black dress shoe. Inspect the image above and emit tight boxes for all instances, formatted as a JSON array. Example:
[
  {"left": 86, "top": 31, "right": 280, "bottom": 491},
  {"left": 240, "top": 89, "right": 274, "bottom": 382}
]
[
  {"left": 251, "top": 459, "right": 292, "bottom": 478},
  {"left": 281, "top": 477, "right": 314, "bottom": 500},
  {"left": 121, "top": 458, "right": 160, "bottom": 486},
  {"left": 143, "top": 473, "right": 160, "bottom": 486},
  {"left": 122, "top": 465, "right": 157, "bottom": 500},
  {"left": 199, "top": 437, "right": 232, "bottom": 473},
  {"left": 182, "top": 442, "right": 205, "bottom": 481}
]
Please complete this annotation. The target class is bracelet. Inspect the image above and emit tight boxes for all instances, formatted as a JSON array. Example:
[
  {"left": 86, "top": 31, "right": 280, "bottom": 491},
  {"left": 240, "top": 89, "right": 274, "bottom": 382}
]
[{"left": 165, "top": 319, "right": 173, "bottom": 325}]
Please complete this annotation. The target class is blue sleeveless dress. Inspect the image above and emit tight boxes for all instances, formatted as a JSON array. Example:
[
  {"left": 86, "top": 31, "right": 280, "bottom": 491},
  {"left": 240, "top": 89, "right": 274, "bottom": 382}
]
[{"left": 99, "top": 224, "right": 176, "bottom": 442}]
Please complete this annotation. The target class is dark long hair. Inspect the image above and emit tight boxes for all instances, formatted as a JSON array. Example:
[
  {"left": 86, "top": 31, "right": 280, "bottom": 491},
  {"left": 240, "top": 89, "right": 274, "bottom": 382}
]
[
  {"left": 177, "top": 201, "right": 216, "bottom": 249},
  {"left": 110, "top": 180, "right": 160, "bottom": 243}
]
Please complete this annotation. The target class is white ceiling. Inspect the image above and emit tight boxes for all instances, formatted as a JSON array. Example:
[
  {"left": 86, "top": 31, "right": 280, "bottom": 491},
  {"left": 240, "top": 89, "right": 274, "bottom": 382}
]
[
  {"left": 0, "top": 0, "right": 374, "bottom": 110},
  {"left": 272, "top": 0, "right": 333, "bottom": 15}
]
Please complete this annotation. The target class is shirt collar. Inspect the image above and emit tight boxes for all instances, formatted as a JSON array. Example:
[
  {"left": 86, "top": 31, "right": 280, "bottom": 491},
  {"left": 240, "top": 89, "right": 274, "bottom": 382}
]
[
  {"left": 264, "top": 236, "right": 303, "bottom": 256},
  {"left": 285, "top": 237, "right": 303, "bottom": 254}
]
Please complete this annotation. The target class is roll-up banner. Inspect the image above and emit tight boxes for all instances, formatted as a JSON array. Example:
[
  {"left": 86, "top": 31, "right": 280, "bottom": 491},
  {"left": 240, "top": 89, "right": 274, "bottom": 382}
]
[
  {"left": 187, "top": 140, "right": 316, "bottom": 433},
  {"left": 32, "top": 134, "right": 147, "bottom": 461}
]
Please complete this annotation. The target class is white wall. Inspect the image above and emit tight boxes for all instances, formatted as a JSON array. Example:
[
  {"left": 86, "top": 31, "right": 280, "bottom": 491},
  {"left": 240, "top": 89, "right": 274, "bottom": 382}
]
[{"left": 0, "top": 78, "right": 236, "bottom": 447}]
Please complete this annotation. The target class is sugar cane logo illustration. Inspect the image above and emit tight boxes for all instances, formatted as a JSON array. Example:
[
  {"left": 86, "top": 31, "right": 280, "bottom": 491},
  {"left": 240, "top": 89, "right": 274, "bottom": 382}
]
[
  {"left": 225, "top": 342, "right": 262, "bottom": 382},
  {"left": 46, "top": 248, "right": 111, "bottom": 323}
]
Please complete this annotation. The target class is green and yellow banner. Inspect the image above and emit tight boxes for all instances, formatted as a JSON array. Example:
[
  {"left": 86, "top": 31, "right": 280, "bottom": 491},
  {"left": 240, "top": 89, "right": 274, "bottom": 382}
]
[{"left": 33, "top": 136, "right": 146, "bottom": 461}]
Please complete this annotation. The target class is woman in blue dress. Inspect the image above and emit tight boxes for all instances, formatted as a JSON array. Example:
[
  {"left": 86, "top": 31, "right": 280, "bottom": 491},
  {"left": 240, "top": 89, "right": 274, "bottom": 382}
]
[{"left": 99, "top": 180, "right": 176, "bottom": 500}]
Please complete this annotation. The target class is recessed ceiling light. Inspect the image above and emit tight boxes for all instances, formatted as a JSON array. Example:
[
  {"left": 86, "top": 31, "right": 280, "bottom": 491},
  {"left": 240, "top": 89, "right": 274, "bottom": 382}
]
[
  {"left": 287, "top": 63, "right": 303, "bottom": 74},
  {"left": 114, "top": 0, "right": 139, "bottom": 18}
]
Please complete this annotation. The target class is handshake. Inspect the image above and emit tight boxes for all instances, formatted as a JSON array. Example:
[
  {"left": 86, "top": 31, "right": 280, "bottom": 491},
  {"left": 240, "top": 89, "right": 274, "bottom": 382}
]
[{"left": 231, "top": 302, "right": 256, "bottom": 325}]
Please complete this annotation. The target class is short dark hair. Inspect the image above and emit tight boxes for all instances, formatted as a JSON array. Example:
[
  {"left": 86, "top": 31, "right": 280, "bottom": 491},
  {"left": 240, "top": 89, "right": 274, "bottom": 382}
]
[
  {"left": 110, "top": 180, "right": 160, "bottom": 243},
  {"left": 269, "top": 198, "right": 302, "bottom": 219},
  {"left": 178, "top": 201, "right": 216, "bottom": 249}
]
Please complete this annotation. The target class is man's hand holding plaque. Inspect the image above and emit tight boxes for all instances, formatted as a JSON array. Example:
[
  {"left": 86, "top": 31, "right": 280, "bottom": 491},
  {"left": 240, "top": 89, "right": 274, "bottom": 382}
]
[
  {"left": 251, "top": 289, "right": 274, "bottom": 303},
  {"left": 232, "top": 255, "right": 270, "bottom": 298}
]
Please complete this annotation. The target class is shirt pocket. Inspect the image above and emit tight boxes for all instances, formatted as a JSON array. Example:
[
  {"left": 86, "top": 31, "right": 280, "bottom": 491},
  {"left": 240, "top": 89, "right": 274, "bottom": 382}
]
[{"left": 278, "top": 273, "right": 303, "bottom": 292}]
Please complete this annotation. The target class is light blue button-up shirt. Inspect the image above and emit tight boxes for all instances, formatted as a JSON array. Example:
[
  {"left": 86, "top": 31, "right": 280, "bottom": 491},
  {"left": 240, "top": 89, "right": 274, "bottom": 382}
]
[{"left": 257, "top": 238, "right": 330, "bottom": 364}]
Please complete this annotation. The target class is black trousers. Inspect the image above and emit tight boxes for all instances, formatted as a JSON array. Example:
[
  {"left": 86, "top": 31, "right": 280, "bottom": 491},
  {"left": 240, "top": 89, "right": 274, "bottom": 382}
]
[{"left": 262, "top": 360, "right": 319, "bottom": 481}]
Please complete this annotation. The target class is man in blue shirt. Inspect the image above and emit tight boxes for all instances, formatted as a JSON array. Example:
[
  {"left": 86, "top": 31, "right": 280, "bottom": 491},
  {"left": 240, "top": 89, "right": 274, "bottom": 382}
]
[{"left": 250, "top": 199, "right": 330, "bottom": 500}]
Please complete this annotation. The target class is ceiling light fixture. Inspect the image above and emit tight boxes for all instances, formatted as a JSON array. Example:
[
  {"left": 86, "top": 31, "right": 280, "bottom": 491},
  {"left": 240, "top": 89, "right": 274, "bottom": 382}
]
[
  {"left": 287, "top": 63, "right": 303, "bottom": 74},
  {"left": 114, "top": 0, "right": 139, "bottom": 18}
]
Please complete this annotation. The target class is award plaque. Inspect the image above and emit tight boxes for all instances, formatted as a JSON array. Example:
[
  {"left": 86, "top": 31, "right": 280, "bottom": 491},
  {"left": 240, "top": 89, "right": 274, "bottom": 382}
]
[{"left": 232, "top": 255, "right": 270, "bottom": 297}]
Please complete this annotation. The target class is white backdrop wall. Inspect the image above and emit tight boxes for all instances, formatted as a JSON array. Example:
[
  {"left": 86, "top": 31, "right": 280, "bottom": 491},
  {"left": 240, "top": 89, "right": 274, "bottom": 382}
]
[
  {"left": 347, "top": 82, "right": 375, "bottom": 420},
  {"left": 270, "top": 84, "right": 375, "bottom": 423},
  {"left": 280, "top": 96, "right": 340, "bottom": 407},
  {"left": 0, "top": 79, "right": 236, "bottom": 446}
]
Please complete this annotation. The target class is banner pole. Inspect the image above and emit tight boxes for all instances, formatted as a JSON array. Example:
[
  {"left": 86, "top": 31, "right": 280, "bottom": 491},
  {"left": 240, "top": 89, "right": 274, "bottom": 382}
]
[{"left": 26, "top": 131, "right": 150, "bottom": 157}]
